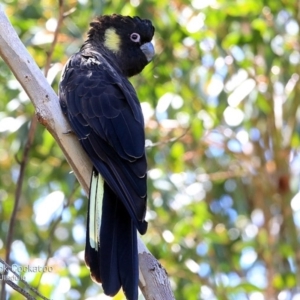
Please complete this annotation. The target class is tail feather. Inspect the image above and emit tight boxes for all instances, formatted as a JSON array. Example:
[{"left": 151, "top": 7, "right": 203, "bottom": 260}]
[
  {"left": 99, "top": 182, "right": 122, "bottom": 295},
  {"left": 116, "top": 210, "right": 138, "bottom": 300},
  {"left": 85, "top": 171, "right": 139, "bottom": 300},
  {"left": 85, "top": 229, "right": 102, "bottom": 283}
]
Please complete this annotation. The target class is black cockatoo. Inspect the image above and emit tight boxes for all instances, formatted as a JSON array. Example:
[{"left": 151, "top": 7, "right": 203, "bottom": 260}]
[{"left": 59, "top": 14, "right": 155, "bottom": 300}]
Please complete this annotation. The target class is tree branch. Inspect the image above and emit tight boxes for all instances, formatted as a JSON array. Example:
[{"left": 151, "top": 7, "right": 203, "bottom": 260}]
[{"left": 0, "top": 6, "right": 174, "bottom": 300}]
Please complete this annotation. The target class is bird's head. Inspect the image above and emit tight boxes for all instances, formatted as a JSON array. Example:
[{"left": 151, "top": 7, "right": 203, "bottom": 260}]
[{"left": 86, "top": 14, "right": 155, "bottom": 77}]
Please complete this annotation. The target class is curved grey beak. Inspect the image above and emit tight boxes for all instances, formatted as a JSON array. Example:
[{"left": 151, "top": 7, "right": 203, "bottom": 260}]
[{"left": 140, "top": 42, "right": 155, "bottom": 62}]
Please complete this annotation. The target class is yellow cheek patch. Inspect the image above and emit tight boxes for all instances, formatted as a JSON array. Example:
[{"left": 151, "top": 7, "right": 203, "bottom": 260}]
[{"left": 104, "top": 28, "right": 121, "bottom": 54}]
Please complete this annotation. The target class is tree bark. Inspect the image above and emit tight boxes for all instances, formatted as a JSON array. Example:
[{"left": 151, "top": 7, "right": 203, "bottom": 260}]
[{"left": 0, "top": 6, "right": 174, "bottom": 300}]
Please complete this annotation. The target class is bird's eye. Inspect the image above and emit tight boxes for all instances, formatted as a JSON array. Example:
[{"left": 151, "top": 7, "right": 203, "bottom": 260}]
[{"left": 130, "top": 33, "right": 141, "bottom": 43}]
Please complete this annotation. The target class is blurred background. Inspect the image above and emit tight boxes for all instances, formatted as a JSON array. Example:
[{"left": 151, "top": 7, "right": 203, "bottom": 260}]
[{"left": 1, "top": 0, "right": 300, "bottom": 299}]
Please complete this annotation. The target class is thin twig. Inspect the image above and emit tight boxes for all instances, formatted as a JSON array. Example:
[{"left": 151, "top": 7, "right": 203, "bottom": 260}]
[
  {"left": 146, "top": 126, "right": 190, "bottom": 148},
  {"left": 4, "top": 118, "right": 37, "bottom": 262},
  {"left": 3, "top": 279, "right": 36, "bottom": 300},
  {"left": 1, "top": 116, "right": 38, "bottom": 300},
  {"left": 44, "top": 0, "right": 65, "bottom": 76},
  {"left": 0, "top": 258, "right": 51, "bottom": 300},
  {"left": 197, "top": 169, "right": 249, "bottom": 182}
]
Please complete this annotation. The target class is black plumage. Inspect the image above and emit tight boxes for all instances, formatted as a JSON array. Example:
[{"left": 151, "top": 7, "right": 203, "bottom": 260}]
[{"left": 59, "top": 14, "right": 155, "bottom": 300}]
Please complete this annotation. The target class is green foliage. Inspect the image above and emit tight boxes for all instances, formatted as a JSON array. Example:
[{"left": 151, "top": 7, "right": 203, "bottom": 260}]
[{"left": 1, "top": 0, "right": 300, "bottom": 299}]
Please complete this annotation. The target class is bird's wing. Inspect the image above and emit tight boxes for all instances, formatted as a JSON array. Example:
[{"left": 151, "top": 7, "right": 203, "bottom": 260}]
[{"left": 59, "top": 52, "right": 147, "bottom": 230}]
